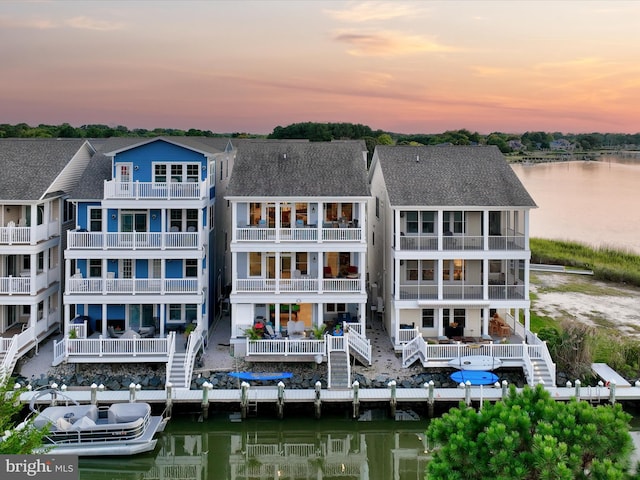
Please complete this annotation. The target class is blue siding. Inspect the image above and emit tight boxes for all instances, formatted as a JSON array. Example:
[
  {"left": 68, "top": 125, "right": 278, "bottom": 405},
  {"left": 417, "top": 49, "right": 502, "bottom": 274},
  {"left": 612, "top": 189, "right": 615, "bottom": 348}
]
[{"left": 113, "top": 140, "right": 207, "bottom": 182}]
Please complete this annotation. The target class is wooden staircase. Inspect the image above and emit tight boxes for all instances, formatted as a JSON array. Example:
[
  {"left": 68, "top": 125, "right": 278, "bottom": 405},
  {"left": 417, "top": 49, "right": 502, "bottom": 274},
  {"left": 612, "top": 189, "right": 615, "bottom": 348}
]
[
  {"left": 527, "top": 358, "right": 555, "bottom": 386},
  {"left": 168, "top": 352, "right": 188, "bottom": 388},
  {"left": 328, "top": 350, "right": 350, "bottom": 389}
]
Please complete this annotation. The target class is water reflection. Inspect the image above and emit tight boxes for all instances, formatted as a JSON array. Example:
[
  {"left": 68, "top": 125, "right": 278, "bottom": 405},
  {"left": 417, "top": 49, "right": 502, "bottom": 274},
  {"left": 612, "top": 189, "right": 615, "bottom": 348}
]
[
  {"left": 79, "top": 411, "right": 430, "bottom": 480},
  {"left": 512, "top": 158, "right": 640, "bottom": 254}
]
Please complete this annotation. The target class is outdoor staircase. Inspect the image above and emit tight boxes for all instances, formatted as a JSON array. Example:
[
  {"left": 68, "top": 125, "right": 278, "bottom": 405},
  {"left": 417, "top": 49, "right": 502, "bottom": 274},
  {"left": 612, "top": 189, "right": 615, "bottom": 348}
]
[
  {"left": 168, "top": 352, "right": 188, "bottom": 388},
  {"left": 328, "top": 350, "right": 350, "bottom": 389},
  {"left": 527, "top": 358, "right": 555, "bottom": 386}
]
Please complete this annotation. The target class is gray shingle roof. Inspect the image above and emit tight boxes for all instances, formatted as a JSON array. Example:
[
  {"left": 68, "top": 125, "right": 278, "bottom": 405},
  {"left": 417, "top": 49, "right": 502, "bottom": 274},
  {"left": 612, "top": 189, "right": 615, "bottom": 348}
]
[
  {"left": 0, "top": 139, "right": 88, "bottom": 201},
  {"left": 226, "top": 140, "right": 370, "bottom": 198},
  {"left": 100, "top": 136, "right": 226, "bottom": 156},
  {"left": 68, "top": 152, "right": 111, "bottom": 200},
  {"left": 374, "top": 145, "right": 537, "bottom": 207}
]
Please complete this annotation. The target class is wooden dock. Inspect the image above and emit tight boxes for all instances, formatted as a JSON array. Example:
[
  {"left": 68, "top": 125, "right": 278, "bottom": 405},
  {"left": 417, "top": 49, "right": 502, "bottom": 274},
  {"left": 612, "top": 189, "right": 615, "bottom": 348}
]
[{"left": 592, "top": 363, "right": 631, "bottom": 387}]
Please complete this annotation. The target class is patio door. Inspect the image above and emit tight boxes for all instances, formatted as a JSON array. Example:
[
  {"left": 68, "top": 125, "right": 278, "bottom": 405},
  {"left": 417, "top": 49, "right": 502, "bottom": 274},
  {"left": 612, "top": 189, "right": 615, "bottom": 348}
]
[
  {"left": 116, "top": 163, "right": 132, "bottom": 195},
  {"left": 128, "top": 304, "right": 155, "bottom": 331},
  {"left": 121, "top": 212, "right": 147, "bottom": 232}
]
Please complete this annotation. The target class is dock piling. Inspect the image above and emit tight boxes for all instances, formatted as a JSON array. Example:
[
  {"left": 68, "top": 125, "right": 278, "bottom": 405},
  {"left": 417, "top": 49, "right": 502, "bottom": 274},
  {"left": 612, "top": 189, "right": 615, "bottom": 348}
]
[
  {"left": 575, "top": 379, "right": 581, "bottom": 400},
  {"left": 609, "top": 380, "right": 616, "bottom": 404},
  {"left": 165, "top": 382, "right": 173, "bottom": 417},
  {"left": 276, "top": 381, "right": 285, "bottom": 419},
  {"left": 240, "top": 381, "right": 250, "bottom": 419},
  {"left": 314, "top": 381, "right": 322, "bottom": 419},
  {"left": 501, "top": 380, "right": 508, "bottom": 399},
  {"left": 352, "top": 381, "right": 360, "bottom": 418},
  {"left": 388, "top": 380, "right": 397, "bottom": 418},
  {"left": 202, "top": 382, "right": 212, "bottom": 419},
  {"left": 426, "top": 380, "right": 435, "bottom": 418},
  {"left": 464, "top": 381, "right": 471, "bottom": 406},
  {"left": 90, "top": 383, "right": 97, "bottom": 405},
  {"left": 50, "top": 383, "right": 58, "bottom": 406}
]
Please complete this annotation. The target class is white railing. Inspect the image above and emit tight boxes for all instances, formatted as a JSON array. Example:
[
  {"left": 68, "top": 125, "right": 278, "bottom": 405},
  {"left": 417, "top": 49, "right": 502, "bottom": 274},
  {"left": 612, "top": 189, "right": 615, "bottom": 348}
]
[
  {"left": 0, "top": 276, "right": 30, "bottom": 294},
  {"left": 67, "top": 277, "right": 200, "bottom": 295},
  {"left": 528, "top": 343, "right": 556, "bottom": 382},
  {"left": 104, "top": 180, "right": 204, "bottom": 200},
  {"left": 326, "top": 334, "right": 348, "bottom": 389},
  {"left": 0, "top": 226, "right": 31, "bottom": 244},
  {"left": 67, "top": 231, "right": 199, "bottom": 249},
  {"left": 69, "top": 321, "right": 88, "bottom": 339},
  {"left": 235, "top": 278, "right": 360, "bottom": 293},
  {"left": 235, "top": 226, "right": 362, "bottom": 242},
  {"left": 346, "top": 329, "right": 372, "bottom": 365},
  {"left": 165, "top": 333, "right": 177, "bottom": 387},
  {"left": 183, "top": 327, "right": 205, "bottom": 388},
  {"left": 0, "top": 336, "right": 18, "bottom": 381},
  {"left": 396, "top": 327, "right": 419, "bottom": 344},
  {"left": 402, "top": 335, "right": 426, "bottom": 367},
  {"left": 246, "top": 337, "right": 326, "bottom": 356},
  {"left": 58, "top": 335, "right": 172, "bottom": 359},
  {"left": 521, "top": 346, "right": 535, "bottom": 385},
  {"left": 399, "top": 234, "right": 525, "bottom": 251}
]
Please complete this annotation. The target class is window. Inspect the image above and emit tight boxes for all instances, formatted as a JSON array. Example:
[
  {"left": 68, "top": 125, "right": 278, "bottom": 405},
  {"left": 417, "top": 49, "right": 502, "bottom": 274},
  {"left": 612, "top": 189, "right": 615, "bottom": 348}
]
[
  {"left": 89, "top": 259, "right": 101, "bottom": 278},
  {"left": 120, "top": 259, "right": 132, "bottom": 279},
  {"left": 186, "top": 209, "right": 198, "bottom": 231},
  {"left": 170, "top": 210, "right": 182, "bottom": 231},
  {"left": 169, "top": 304, "right": 182, "bottom": 322},
  {"left": 443, "top": 308, "right": 466, "bottom": 328},
  {"left": 421, "top": 260, "right": 435, "bottom": 281},
  {"left": 169, "top": 304, "right": 198, "bottom": 323},
  {"left": 185, "top": 259, "right": 197, "bottom": 277},
  {"left": 63, "top": 200, "right": 75, "bottom": 223},
  {"left": 23, "top": 256, "right": 30, "bottom": 271},
  {"left": 443, "top": 259, "right": 464, "bottom": 281},
  {"left": 185, "top": 304, "right": 197, "bottom": 323},
  {"left": 37, "top": 252, "right": 44, "bottom": 272},
  {"left": 154, "top": 164, "right": 167, "bottom": 183},
  {"left": 406, "top": 260, "right": 418, "bottom": 281},
  {"left": 406, "top": 211, "right": 418, "bottom": 233},
  {"left": 249, "top": 252, "right": 262, "bottom": 276},
  {"left": 220, "top": 160, "right": 224, "bottom": 180},
  {"left": 89, "top": 208, "right": 102, "bottom": 231},
  {"left": 421, "top": 211, "right": 435, "bottom": 233},
  {"left": 421, "top": 309, "right": 435, "bottom": 328},
  {"left": 444, "top": 211, "right": 464, "bottom": 234},
  {"left": 186, "top": 164, "right": 199, "bottom": 182},
  {"left": 170, "top": 164, "right": 183, "bottom": 182},
  {"left": 326, "top": 303, "right": 346, "bottom": 313},
  {"left": 296, "top": 252, "right": 308, "bottom": 275}
]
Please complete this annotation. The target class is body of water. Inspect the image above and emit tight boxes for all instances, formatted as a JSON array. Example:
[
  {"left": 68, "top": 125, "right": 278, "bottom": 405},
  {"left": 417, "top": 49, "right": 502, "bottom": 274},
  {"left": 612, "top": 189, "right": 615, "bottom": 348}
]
[
  {"left": 512, "top": 158, "right": 640, "bottom": 255},
  {"left": 79, "top": 410, "right": 430, "bottom": 480}
]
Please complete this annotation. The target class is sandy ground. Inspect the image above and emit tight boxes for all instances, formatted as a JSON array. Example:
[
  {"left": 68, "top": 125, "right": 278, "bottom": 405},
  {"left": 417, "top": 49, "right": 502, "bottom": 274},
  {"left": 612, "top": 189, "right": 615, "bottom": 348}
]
[{"left": 530, "top": 272, "right": 640, "bottom": 337}]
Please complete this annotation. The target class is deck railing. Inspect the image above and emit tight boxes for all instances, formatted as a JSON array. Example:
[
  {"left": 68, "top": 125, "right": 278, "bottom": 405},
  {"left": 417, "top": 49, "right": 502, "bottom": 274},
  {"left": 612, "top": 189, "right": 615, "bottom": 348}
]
[
  {"left": 245, "top": 337, "right": 326, "bottom": 356},
  {"left": 399, "top": 234, "right": 525, "bottom": 251},
  {"left": 67, "top": 231, "right": 199, "bottom": 250},
  {"left": 398, "top": 284, "right": 524, "bottom": 300},
  {"left": 56, "top": 334, "right": 173, "bottom": 361},
  {"left": 0, "top": 224, "right": 52, "bottom": 245},
  {"left": 104, "top": 180, "right": 204, "bottom": 200},
  {"left": 235, "top": 226, "right": 362, "bottom": 242},
  {"left": 67, "top": 277, "right": 200, "bottom": 295},
  {"left": 234, "top": 278, "right": 360, "bottom": 293}
]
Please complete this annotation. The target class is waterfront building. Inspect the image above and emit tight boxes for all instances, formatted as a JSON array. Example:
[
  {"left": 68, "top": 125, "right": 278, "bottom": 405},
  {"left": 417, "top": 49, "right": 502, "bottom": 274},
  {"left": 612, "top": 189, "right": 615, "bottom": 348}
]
[
  {"left": 0, "top": 139, "right": 95, "bottom": 376},
  {"left": 225, "top": 141, "right": 372, "bottom": 384},
  {"left": 55, "top": 137, "right": 229, "bottom": 388},
  {"left": 367, "top": 145, "right": 551, "bottom": 381}
]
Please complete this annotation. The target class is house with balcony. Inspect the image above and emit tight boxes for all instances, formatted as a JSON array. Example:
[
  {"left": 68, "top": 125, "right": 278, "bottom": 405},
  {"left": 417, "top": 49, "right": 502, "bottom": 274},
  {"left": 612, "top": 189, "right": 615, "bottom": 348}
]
[
  {"left": 368, "top": 145, "right": 554, "bottom": 385},
  {"left": 225, "top": 141, "right": 372, "bottom": 385},
  {"left": 54, "top": 137, "right": 226, "bottom": 388},
  {"left": 0, "top": 139, "right": 95, "bottom": 378}
]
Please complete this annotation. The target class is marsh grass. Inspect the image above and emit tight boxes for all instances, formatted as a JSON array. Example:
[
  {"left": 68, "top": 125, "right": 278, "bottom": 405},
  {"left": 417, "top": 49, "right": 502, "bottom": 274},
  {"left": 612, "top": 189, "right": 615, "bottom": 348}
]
[{"left": 531, "top": 238, "right": 640, "bottom": 287}]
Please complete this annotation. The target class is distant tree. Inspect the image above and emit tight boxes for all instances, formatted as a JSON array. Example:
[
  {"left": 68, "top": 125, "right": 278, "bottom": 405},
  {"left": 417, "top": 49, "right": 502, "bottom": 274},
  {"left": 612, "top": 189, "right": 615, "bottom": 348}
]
[
  {"left": 0, "top": 380, "right": 49, "bottom": 454},
  {"left": 486, "top": 132, "right": 512, "bottom": 153},
  {"left": 376, "top": 133, "right": 394, "bottom": 145},
  {"left": 426, "top": 384, "right": 635, "bottom": 479}
]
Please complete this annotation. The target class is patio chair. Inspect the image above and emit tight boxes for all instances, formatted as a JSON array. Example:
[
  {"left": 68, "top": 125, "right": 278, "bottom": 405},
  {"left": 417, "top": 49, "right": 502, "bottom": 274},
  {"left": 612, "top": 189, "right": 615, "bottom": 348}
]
[
  {"left": 323, "top": 266, "right": 333, "bottom": 278},
  {"left": 264, "top": 324, "right": 278, "bottom": 339},
  {"left": 107, "top": 326, "right": 118, "bottom": 338}
]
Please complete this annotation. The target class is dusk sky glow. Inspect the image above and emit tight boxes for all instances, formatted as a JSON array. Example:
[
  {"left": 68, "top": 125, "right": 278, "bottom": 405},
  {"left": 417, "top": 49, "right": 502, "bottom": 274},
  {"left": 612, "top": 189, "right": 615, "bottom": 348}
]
[{"left": 2, "top": 0, "right": 640, "bottom": 134}]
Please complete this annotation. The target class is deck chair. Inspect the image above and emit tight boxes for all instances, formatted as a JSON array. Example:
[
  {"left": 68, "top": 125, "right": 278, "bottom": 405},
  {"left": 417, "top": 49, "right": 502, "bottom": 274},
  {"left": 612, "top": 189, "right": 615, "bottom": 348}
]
[
  {"left": 323, "top": 266, "right": 333, "bottom": 278},
  {"left": 258, "top": 219, "right": 267, "bottom": 227},
  {"left": 107, "top": 326, "right": 118, "bottom": 338},
  {"left": 264, "top": 324, "right": 278, "bottom": 339}
]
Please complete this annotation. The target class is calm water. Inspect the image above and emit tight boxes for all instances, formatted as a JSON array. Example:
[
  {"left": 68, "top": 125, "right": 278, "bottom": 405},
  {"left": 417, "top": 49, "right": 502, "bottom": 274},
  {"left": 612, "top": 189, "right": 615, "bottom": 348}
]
[
  {"left": 78, "top": 410, "right": 430, "bottom": 480},
  {"left": 512, "top": 158, "right": 640, "bottom": 255}
]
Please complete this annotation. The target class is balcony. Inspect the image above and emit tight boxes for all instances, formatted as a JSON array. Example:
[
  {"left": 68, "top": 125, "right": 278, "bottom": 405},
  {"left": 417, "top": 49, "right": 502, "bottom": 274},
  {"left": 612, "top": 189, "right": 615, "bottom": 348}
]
[
  {"left": 235, "top": 277, "right": 361, "bottom": 293},
  {"left": 0, "top": 268, "right": 59, "bottom": 295},
  {"left": 67, "top": 230, "right": 200, "bottom": 250},
  {"left": 0, "top": 223, "right": 58, "bottom": 245},
  {"left": 103, "top": 180, "right": 204, "bottom": 200},
  {"left": 399, "top": 234, "right": 525, "bottom": 251},
  {"left": 398, "top": 283, "right": 525, "bottom": 300},
  {"left": 235, "top": 226, "right": 362, "bottom": 242},
  {"left": 66, "top": 277, "right": 200, "bottom": 295}
]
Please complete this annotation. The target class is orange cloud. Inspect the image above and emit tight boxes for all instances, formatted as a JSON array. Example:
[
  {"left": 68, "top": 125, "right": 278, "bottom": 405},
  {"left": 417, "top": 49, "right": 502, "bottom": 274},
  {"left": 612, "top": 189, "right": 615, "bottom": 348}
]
[
  {"left": 324, "top": 1, "right": 422, "bottom": 23},
  {"left": 334, "top": 30, "right": 458, "bottom": 56}
]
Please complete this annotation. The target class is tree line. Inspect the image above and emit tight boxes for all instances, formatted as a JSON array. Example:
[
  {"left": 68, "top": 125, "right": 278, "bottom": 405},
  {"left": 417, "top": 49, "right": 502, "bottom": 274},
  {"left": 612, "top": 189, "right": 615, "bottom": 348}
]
[{"left": 2, "top": 122, "right": 639, "bottom": 155}]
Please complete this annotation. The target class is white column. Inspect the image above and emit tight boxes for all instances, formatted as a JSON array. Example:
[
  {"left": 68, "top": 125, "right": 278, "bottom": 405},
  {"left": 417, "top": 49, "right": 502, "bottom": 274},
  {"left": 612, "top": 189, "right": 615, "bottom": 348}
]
[{"left": 483, "top": 210, "right": 489, "bottom": 250}]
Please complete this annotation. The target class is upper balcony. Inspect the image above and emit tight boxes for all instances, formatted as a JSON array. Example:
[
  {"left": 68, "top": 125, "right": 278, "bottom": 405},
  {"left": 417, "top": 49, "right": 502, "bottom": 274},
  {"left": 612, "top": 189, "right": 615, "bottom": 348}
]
[
  {"left": 0, "top": 222, "right": 59, "bottom": 246},
  {"left": 103, "top": 180, "right": 206, "bottom": 201},
  {"left": 67, "top": 230, "right": 200, "bottom": 250},
  {"left": 66, "top": 275, "right": 201, "bottom": 296},
  {"left": 0, "top": 267, "right": 60, "bottom": 295},
  {"left": 235, "top": 222, "right": 362, "bottom": 243},
  {"left": 398, "top": 233, "right": 525, "bottom": 252}
]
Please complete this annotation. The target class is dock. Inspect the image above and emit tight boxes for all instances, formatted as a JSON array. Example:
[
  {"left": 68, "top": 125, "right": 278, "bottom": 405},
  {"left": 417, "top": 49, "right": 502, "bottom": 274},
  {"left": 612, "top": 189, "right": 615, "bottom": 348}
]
[{"left": 592, "top": 363, "right": 631, "bottom": 387}]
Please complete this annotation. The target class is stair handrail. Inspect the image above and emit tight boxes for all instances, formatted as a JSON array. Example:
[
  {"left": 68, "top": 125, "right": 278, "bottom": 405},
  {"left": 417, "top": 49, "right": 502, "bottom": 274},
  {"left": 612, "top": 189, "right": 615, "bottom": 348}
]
[
  {"left": 346, "top": 325, "right": 372, "bottom": 365},
  {"left": 521, "top": 341, "right": 535, "bottom": 386},
  {"left": 165, "top": 331, "right": 176, "bottom": 388},
  {"left": 0, "top": 336, "right": 19, "bottom": 382},
  {"left": 401, "top": 335, "right": 425, "bottom": 367},
  {"left": 183, "top": 325, "right": 205, "bottom": 388}
]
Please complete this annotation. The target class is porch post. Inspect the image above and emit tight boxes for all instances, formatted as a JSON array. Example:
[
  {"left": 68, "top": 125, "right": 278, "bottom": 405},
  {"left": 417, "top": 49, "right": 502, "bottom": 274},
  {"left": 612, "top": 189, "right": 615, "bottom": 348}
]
[{"left": 102, "top": 304, "right": 107, "bottom": 336}]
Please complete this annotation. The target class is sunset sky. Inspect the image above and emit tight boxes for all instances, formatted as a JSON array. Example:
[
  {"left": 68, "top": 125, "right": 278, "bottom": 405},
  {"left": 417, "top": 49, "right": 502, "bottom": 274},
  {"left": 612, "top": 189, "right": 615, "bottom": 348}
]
[{"left": 2, "top": 0, "right": 640, "bottom": 134}]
